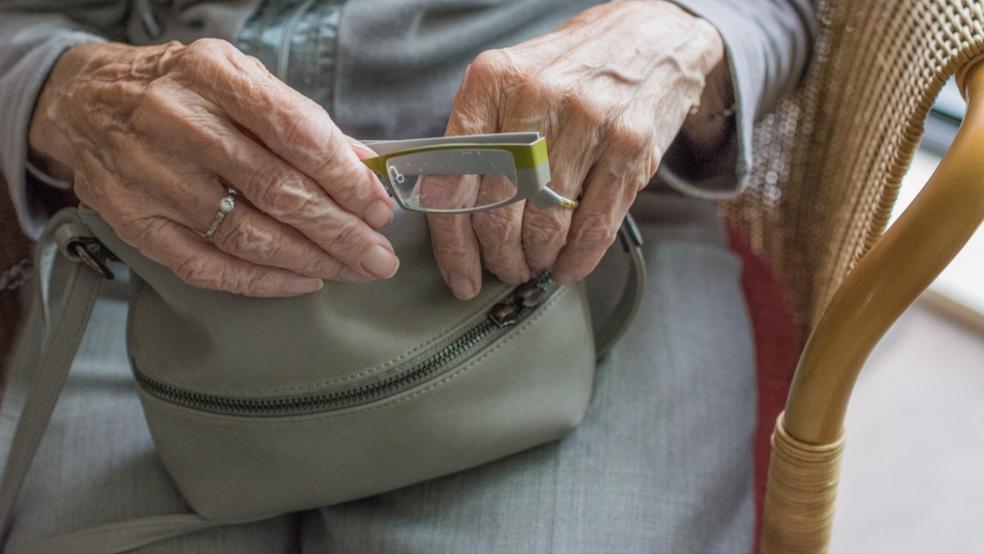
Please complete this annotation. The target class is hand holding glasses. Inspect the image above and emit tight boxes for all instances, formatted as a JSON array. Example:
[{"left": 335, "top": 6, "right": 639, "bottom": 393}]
[{"left": 361, "top": 132, "right": 578, "bottom": 214}]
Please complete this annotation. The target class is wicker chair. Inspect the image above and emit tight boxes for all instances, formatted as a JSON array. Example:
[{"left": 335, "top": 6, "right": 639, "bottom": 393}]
[
  {"left": 1, "top": 1, "right": 983, "bottom": 551},
  {"left": 728, "top": 1, "right": 984, "bottom": 552}
]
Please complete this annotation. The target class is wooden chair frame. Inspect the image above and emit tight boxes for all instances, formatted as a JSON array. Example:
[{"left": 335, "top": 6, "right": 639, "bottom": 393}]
[{"left": 757, "top": 5, "right": 984, "bottom": 551}]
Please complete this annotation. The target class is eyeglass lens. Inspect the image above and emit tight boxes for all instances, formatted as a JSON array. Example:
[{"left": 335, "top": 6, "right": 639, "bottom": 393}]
[{"left": 384, "top": 149, "right": 520, "bottom": 212}]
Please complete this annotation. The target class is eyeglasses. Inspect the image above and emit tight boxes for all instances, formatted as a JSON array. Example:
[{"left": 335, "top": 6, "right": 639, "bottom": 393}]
[{"left": 361, "top": 132, "right": 578, "bottom": 214}]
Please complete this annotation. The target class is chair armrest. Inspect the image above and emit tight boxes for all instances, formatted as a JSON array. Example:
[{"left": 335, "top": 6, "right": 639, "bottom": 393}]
[{"left": 761, "top": 59, "right": 984, "bottom": 553}]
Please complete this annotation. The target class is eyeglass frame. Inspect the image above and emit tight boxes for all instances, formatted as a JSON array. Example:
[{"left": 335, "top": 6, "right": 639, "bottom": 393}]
[{"left": 360, "top": 132, "right": 579, "bottom": 214}]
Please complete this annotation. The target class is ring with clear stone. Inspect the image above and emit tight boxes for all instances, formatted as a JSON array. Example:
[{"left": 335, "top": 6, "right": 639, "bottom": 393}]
[{"left": 204, "top": 188, "right": 238, "bottom": 239}]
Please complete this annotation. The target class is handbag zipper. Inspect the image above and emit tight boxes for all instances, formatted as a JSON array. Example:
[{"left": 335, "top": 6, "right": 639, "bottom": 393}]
[{"left": 133, "top": 275, "right": 559, "bottom": 417}]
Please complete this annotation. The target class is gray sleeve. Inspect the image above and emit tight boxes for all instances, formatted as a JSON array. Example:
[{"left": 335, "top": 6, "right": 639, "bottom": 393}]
[
  {"left": 662, "top": 0, "right": 817, "bottom": 199},
  {"left": 0, "top": 3, "right": 124, "bottom": 239}
]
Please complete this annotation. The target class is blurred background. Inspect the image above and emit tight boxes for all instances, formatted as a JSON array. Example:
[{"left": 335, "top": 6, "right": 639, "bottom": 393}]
[{"left": 829, "top": 80, "right": 984, "bottom": 554}]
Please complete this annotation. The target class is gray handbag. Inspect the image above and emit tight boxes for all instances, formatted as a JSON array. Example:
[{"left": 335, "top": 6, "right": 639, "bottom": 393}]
[{"left": 0, "top": 205, "right": 645, "bottom": 553}]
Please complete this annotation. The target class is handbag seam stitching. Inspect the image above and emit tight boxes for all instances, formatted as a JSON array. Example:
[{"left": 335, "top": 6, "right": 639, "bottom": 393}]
[{"left": 140, "top": 285, "right": 576, "bottom": 424}]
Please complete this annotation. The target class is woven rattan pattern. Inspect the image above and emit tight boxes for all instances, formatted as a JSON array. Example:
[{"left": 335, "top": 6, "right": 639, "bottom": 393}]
[{"left": 723, "top": 0, "right": 984, "bottom": 332}]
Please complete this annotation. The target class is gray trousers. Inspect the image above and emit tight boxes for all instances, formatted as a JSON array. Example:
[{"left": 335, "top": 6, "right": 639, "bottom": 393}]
[{"left": 1, "top": 191, "right": 756, "bottom": 554}]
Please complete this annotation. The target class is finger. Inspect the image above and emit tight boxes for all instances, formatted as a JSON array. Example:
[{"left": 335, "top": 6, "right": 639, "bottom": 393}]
[
  {"left": 72, "top": 146, "right": 331, "bottom": 294},
  {"left": 420, "top": 174, "right": 484, "bottom": 298},
  {"left": 427, "top": 211, "right": 483, "bottom": 300},
  {"left": 520, "top": 131, "right": 596, "bottom": 272},
  {"left": 444, "top": 49, "right": 502, "bottom": 137},
  {"left": 173, "top": 40, "right": 393, "bottom": 229},
  {"left": 157, "top": 175, "right": 374, "bottom": 283},
  {"left": 149, "top": 110, "right": 399, "bottom": 279},
  {"left": 427, "top": 55, "right": 502, "bottom": 299},
  {"left": 471, "top": 175, "right": 530, "bottom": 284},
  {"left": 124, "top": 216, "right": 324, "bottom": 297},
  {"left": 550, "top": 161, "right": 641, "bottom": 284},
  {"left": 346, "top": 136, "right": 378, "bottom": 160},
  {"left": 226, "top": 155, "right": 400, "bottom": 280}
]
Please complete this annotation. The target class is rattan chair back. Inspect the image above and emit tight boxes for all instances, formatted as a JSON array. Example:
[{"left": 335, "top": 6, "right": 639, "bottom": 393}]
[{"left": 724, "top": 0, "right": 984, "bottom": 331}]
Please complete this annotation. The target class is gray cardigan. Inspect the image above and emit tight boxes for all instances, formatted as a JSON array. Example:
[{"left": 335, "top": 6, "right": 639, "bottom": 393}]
[{"left": 0, "top": 0, "right": 815, "bottom": 238}]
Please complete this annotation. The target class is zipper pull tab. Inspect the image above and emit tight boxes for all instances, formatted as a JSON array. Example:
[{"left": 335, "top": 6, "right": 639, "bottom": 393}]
[
  {"left": 489, "top": 301, "right": 521, "bottom": 328},
  {"left": 515, "top": 279, "right": 546, "bottom": 308}
]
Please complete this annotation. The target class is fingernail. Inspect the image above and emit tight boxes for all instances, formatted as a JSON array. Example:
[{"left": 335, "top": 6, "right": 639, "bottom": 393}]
[
  {"left": 285, "top": 277, "right": 323, "bottom": 295},
  {"left": 361, "top": 245, "right": 400, "bottom": 278},
  {"left": 449, "top": 272, "right": 477, "bottom": 300},
  {"left": 365, "top": 199, "right": 393, "bottom": 229},
  {"left": 349, "top": 140, "right": 376, "bottom": 159},
  {"left": 339, "top": 266, "right": 374, "bottom": 282}
]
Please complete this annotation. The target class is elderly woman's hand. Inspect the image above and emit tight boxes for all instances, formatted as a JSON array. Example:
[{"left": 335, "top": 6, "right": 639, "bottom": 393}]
[
  {"left": 429, "top": 0, "right": 724, "bottom": 299},
  {"left": 29, "top": 39, "right": 399, "bottom": 297}
]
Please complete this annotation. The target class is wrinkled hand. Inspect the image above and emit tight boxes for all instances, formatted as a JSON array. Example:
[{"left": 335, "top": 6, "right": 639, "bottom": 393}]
[
  {"left": 429, "top": 1, "right": 724, "bottom": 299},
  {"left": 29, "top": 39, "right": 399, "bottom": 297}
]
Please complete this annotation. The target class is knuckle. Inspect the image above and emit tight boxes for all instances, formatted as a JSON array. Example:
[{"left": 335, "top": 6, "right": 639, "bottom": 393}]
[
  {"left": 216, "top": 218, "right": 281, "bottom": 261},
  {"left": 468, "top": 49, "right": 511, "bottom": 80},
  {"left": 174, "top": 255, "right": 225, "bottom": 291},
  {"left": 519, "top": 72, "right": 563, "bottom": 102},
  {"left": 472, "top": 208, "right": 520, "bottom": 243},
  {"left": 322, "top": 216, "right": 366, "bottom": 258},
  {"left": 175, "top": 39, "right": 241, "bottom": 83},
  {"left": 523, "top": 213, "right": 567, "bottom": 271},
  {"left": 118, "top": 215, "right": 168, "bottom": 250},
  {"left": 428, "top": 217, "right": 474, "bottom": 262},
  {"left": 433, "top": 241, "right": 472, "bottom": 267},
  {"left": 301, "top": 254, "right": 339, "bottom": 278},
  {"left": 569, "top": 95, "right": 609, "bottom": 128},
  {"left": 280, "top": 103, "right": 331, "bottom": 152},
  {"left": 523, "top": 212, "right": 567, "bottom": 247},
  {"left": 570, "top": 213, "right": 618, "bottom": 252},
  {"left": 459, "top": 49, "right": 523, "bottom": 105},
  {"left": 103, "top": 132, "right": 143, "bottom": 175},
  {"left": 473, "top": 211, "right": 524, "bottom": 279},
  {"left": 608, "top": 122, "right": 652, "bottom": 156},
  {"left": 231, "top": 270, "right": 277, "bottom": 297},
  {"left": 185, "top": 38, "right": 236, "bottom": 61},
  {"left": 251, "top": 168, "right": 317, "bottom": 221},
  {"left": 309, "top": 155, "right": 374, "bottom": 209},
  {"left": 132, "top": 82, "right": 178, "bottom": 128}
]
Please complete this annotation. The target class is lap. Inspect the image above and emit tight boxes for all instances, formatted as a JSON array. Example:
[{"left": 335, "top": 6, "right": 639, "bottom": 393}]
[
  {"left": 0, "top": 192, "right": 755, "bottom": 554},
  {"left": 305, "top": 193, "right": 756, "bottom": 554},
  {"left": 0, "top": 280, "right": 300, "bottom": 553}
]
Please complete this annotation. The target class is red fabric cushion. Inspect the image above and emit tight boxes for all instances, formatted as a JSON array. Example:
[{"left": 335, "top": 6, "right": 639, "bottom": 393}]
[{"left": 726, "top": 226, "right": 801, "bottom": 553}]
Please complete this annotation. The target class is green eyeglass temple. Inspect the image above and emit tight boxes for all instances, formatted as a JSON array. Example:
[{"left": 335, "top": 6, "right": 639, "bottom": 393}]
[{"left": 359, "top": 133, "right": 579, "bottom": 214}]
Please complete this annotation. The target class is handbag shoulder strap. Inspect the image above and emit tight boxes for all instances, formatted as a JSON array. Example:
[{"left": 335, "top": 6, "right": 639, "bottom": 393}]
[
  {"left": 0, "top": 210, "right": 221, "bottom": 553},
  {"left": 594, "top": 214, "right": 646, "bottom": 360},
  {"left": 0, "top": 210, "right": 103, "bottom": 534},
  {"left": 0, "top": 209, "right": 645, "bottom": 553}
]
